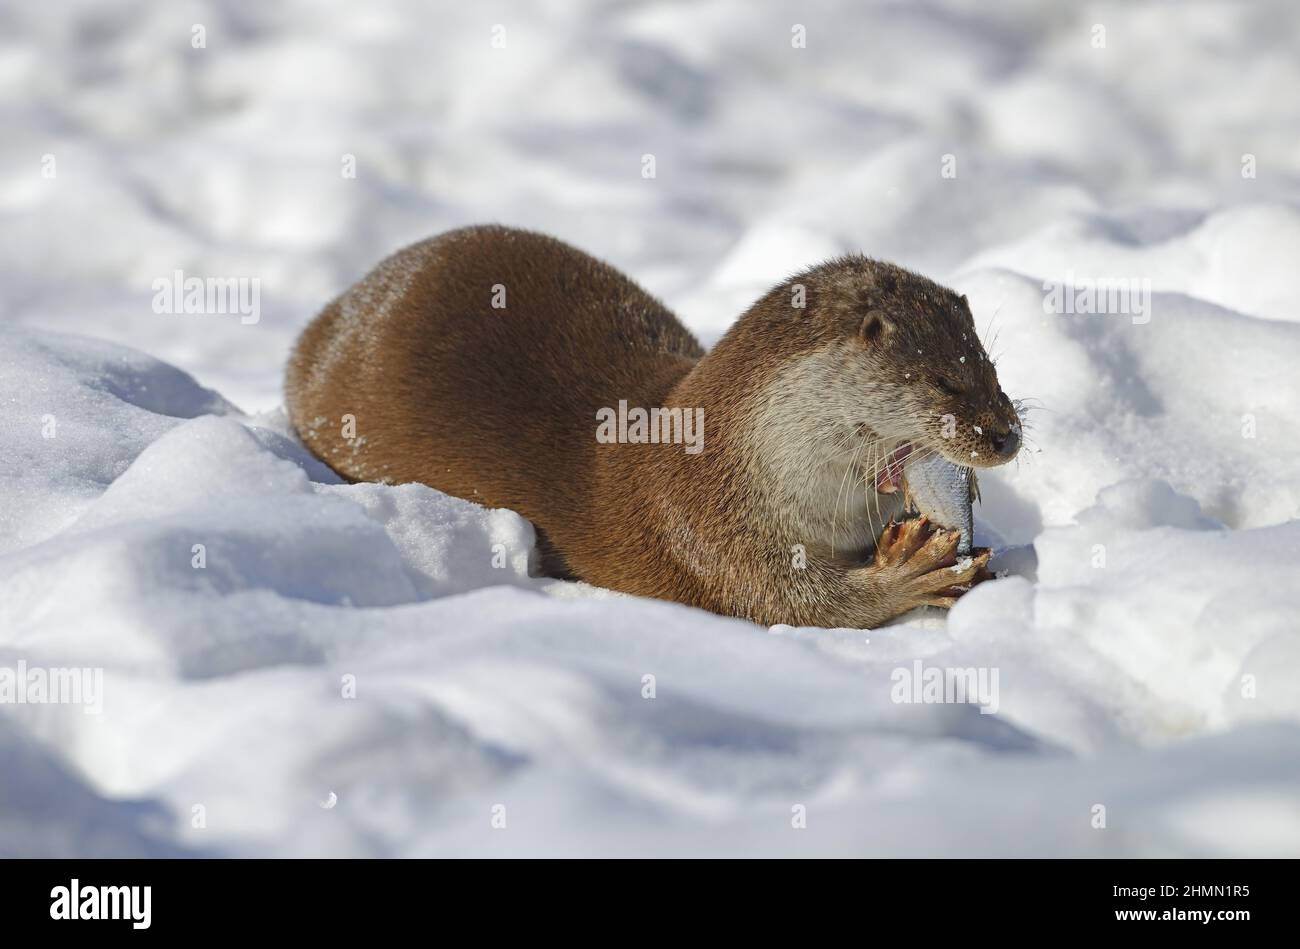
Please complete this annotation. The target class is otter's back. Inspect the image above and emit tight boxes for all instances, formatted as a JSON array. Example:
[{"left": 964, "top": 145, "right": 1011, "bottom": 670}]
[{"left": 285, "top": 225, "right": 703, "bottom": 528}]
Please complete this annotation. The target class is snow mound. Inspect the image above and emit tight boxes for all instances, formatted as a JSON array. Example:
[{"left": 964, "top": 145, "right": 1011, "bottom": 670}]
[
  {"left": 3, "top": 326, "right": 1300, "bottom": 857},
  {"left": 0, "top": 330, "right": 237, "bottom": 553}
]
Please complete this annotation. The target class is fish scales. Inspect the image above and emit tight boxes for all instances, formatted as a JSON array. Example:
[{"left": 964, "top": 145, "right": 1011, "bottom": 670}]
[{"left": 901, "top": 454, "right": 974, "bottom": 554}]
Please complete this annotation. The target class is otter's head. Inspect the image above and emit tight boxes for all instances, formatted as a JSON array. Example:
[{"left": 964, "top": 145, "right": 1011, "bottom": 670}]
[{"left": 747, "top": 255, "right": 1021, "bottom": 480}]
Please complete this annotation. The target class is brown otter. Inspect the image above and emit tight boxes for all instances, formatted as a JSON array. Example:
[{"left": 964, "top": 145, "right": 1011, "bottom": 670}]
[{"left": 285, "top": 225, "right": 1021, "bottom": 628}]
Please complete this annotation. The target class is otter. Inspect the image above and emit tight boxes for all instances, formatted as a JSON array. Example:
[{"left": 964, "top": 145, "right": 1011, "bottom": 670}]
[{"left": 285, "top": 225, "right": 1021, "bottom": 629}]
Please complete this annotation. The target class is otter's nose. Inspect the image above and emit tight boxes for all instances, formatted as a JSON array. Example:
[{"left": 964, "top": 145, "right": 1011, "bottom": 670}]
[{"left": 991, "top": 427, "right": 1020, "bottom": 458}]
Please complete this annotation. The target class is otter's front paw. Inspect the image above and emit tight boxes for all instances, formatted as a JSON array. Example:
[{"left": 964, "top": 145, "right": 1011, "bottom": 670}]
[{"left": 874, "top": 517, "right": 993, "bottom": 610}]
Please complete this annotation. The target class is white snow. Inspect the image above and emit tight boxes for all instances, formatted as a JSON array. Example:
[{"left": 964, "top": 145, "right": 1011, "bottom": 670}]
[{"left": 3, "top": 0, "right": 1300, "bottom": 856}]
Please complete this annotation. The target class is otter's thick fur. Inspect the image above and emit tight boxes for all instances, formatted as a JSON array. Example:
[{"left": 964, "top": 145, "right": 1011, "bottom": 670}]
[{"left": 286, "top": 225, "right": 1021, "bottom": 628}]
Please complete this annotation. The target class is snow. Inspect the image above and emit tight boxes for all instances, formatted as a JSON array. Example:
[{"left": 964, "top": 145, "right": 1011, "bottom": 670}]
[{"left": 3, "top": 0, "right": 1300, "bottom": 856}]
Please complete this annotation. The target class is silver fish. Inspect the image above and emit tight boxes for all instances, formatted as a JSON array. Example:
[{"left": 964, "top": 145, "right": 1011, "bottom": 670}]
[{"left": 902, "top": 454, "right": 976, "bottom": 554}]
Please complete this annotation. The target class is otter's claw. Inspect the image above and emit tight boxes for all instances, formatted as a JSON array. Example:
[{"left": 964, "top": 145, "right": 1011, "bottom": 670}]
[{"left": 873, "top": 518, "right": 993, "bottom": 611}]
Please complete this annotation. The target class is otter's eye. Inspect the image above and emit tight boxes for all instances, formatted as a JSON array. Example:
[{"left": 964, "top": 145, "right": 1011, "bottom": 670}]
[{"left": 935, "top": 377, "right": 961, "bottom": 397}]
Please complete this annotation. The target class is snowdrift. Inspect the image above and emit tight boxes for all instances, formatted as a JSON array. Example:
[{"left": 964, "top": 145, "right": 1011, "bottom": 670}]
[{"left": 3, "top": 313, "right": 1299, "bottom": 856}]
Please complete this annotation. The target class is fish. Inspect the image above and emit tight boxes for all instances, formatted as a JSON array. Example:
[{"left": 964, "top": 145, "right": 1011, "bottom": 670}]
[{"left": 901, "top": 453, "right": 977, "bottom": 554}]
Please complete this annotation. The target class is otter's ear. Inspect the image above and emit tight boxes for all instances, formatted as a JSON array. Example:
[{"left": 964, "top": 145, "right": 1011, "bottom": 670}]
[
  {"left": 860, "top": 309, "right": 892, "bottom": 344},
  {"left": 961, "top": 294, "right": 969, "bottom": 307}
]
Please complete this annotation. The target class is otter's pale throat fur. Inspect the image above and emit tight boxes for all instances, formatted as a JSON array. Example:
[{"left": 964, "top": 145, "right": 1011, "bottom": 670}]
[{"left": 285, "top": 225, "right": 1021, "bottom": 629}]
